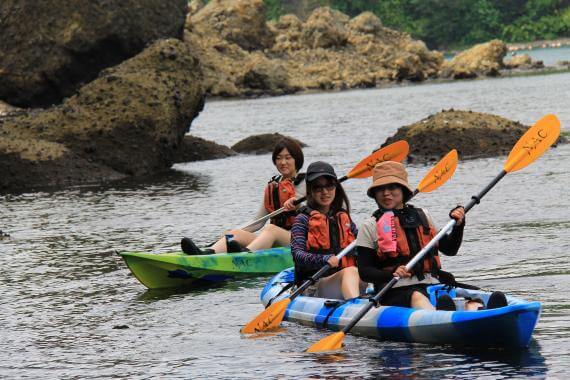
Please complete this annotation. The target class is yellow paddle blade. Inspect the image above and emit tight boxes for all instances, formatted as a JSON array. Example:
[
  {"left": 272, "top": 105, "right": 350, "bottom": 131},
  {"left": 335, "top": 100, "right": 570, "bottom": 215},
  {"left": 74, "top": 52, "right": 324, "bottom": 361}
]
[
  {"left": 240, "top": 298, "right": 290, "bottom": 334},
  {"left": 416, "top": 149, "right": 458, "bottom": 193},
  {"left": 504, "top": 114, "right": 561, "bottom": 173},
  {"left": 347, "top": 140, "right": 409, "bottom": 179},
  {"left": 306, "top": 331, "right": 346, "bottom": 353}
]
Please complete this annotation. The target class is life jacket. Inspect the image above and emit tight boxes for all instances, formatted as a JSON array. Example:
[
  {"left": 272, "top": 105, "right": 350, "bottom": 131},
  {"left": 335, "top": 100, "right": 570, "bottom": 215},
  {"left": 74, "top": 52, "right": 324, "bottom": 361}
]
[
  {"left": 303, "top": 206, "right": 356, "bottom": 269},
  {"left": 263, "top": 174, "right": 304, "bottom": 230},
  {"left": 373, "top": 205, "right": 441, "bottom": 279}
]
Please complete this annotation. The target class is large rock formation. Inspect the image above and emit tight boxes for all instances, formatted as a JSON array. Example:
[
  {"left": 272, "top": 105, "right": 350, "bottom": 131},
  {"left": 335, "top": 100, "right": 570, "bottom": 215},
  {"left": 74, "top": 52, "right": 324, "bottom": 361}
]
[
  {"left": 382, "top": 110, "right": 562, "bottom": 162},
  {"left": 184, "top": 3, "right": 443, "bottom": 97},
  {"left": 441, "top": 40, "right": 507, "bottom": 79},
  {"left": 0, "top": 39, "right": 205, "bottom": 192},
  {"left": 0, "top": 0, "right": 188, "bottom": 108}
]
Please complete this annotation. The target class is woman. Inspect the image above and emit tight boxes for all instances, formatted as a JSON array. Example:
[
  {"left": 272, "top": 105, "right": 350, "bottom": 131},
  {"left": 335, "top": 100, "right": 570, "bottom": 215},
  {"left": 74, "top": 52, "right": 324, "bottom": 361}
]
[
  {"left": 356, "top": 161, "right": 507, "bottom": 311},
  {"left": 291, "top": 161, "right": 366, "bottom": 300},
  {"left": 181, "top": 138, "right": 306, "bottom": 254}
]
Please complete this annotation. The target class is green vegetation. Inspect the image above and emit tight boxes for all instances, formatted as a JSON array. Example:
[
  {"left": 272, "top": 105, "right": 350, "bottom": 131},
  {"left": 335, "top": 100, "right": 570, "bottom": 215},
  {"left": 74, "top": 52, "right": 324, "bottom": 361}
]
[{"left": 262, "top": 0, "right": 570, "bottom": 49}]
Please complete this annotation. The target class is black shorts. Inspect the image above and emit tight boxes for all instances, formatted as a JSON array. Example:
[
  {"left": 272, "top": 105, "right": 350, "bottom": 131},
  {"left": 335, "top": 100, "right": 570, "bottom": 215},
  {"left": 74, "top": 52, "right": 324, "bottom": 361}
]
[{"left": 379, "top": 284, "right": 430, "bottom": 307}]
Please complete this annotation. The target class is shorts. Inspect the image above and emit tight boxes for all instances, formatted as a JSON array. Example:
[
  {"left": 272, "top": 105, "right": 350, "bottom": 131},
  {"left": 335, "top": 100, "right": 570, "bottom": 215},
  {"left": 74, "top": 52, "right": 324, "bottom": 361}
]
[{"left": 380, "top": 284, "right": 429, "bottom": 307}]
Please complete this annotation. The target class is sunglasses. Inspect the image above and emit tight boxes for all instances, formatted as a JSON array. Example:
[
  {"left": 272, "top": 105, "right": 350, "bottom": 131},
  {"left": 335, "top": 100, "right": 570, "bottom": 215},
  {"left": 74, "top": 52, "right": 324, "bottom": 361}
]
[
  {"left": 312, "top": 183, "right": 337, "bottom": 193},
  {"left": 376, "top": 184, "right": 401, "bottom": 192}
]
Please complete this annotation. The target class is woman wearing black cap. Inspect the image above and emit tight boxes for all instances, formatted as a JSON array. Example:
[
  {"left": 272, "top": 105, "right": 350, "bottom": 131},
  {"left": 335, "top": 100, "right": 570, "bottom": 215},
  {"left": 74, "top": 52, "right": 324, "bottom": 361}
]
[
  {"left": 181, "top": 138, "right": 306, "bottom": 254},
  {"left": 291, "top": 161, "right": 366, "bottom": 300}
]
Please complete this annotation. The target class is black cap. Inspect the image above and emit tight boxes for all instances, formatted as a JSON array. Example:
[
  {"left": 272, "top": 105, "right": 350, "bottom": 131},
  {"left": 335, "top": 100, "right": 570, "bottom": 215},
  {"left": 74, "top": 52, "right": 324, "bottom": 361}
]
[{"left": 306, "top": 161, "right": 337, "bottom": 182}]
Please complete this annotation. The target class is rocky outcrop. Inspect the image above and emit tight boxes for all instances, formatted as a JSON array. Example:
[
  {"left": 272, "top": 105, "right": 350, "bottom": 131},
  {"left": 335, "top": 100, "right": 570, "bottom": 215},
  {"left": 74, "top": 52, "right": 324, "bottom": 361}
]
[
  {"left": 174, "top": 135, "right": 236, "bottom": 163},
  {"left": 232, "top": 133, "right": 307, "bottom": 154},
  {"left": 300, "top": 7, "right": 349, "bottom": 49},
  {"left": 184, "top": 4, "right": 443, "bottom": 97},
  {"left": 383, "top": 110, "right": 553, "bottom": 162},
  {"left": 504, "top": 54, "right": 545, "bottom": 69},
  {"left": 441, "top": 40, "right": 507, "bottom": 79},
  {"left": 0, "top": 0, "right": 188, "bottom": 108},
  {"left": 188, "top": 0, "right": 274, "bottom": 51},
  {"left": 0, "top": 39, "right": 205, "bottom": 192}
]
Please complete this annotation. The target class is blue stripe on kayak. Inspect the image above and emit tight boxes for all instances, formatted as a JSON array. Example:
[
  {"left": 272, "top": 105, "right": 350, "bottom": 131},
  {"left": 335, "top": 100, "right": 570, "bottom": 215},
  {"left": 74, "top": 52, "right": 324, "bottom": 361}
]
[{"left": 377, "top": 306, "right": 415, "bottom": 341}]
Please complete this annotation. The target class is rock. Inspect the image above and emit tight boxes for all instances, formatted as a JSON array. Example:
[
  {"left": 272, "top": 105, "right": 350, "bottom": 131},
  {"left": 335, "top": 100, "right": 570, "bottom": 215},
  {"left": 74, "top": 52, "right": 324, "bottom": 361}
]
[
  {"left": 382, "top": 110, "right": 560, "bottom": 162},
  {"left": 174, "top": 135, "right": 236, "bottom": 163},
  {"left": 270, "top": 14, "right": 304, "bottom": 52},
  {"left": 189, "top": 0, "right": 274, "bottom": 51},
  {"left": 441, "top": 40, "right": 507, "bottom": 79},
  {"left": 504, "top": 54, "right": 544, "bottom": 69},
  {"left": 188, "top": 0, "right": 205, "bottom": 16},
  {"left": 237, "top": 54, "right": 291, "bottom": 95},
  {"left": 348, "top": 12, "right": 383, "bottom": 35},
  {"left": 184, "top": 4, "right": 444, "bottom": 97},
  {"left": 0, "top": 0, "right": 188, "bottom": 108},
  {"left": 232, "top": 134, "right": 307, "bottom": 154},
  {"left": 301, "top": 7, "right": 349, "bottom": 49},
  {"left": 0, "top": 101, "right": 23, "bottom": 118},
  {"left": 0, "top": 39, "right": 205, "bottom": 192}
]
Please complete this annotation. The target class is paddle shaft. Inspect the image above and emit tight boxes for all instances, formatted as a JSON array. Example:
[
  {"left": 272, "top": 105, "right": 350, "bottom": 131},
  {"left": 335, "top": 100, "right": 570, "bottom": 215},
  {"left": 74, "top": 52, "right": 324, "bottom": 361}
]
[
  {"left": 340, "top": 169, "right": 507, "bottom": 335},
  {"left": 238, "top": 175, "right": 349, "bottom": 231}
]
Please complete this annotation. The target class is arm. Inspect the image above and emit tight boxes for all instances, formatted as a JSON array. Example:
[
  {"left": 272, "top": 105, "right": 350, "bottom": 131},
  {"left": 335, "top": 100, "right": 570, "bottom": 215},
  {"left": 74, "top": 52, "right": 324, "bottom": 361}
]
[
  {"left": 291, "top": 214, "right": 332, "bottom": 270},
  {"left": 357, "top": 246, "right": 393, "bottom": 284},
  {"left": 423, "top": 207, "right": 465, "bottom": 257},
  {"left": 438, "top": 222, "right": 464, "bottom": 256}
]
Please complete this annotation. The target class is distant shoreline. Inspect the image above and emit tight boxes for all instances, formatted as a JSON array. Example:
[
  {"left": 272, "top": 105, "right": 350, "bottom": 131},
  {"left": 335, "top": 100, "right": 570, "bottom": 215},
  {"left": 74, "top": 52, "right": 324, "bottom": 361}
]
[{"left": 507, "top": 38, "right": 570, "bottom": 51}]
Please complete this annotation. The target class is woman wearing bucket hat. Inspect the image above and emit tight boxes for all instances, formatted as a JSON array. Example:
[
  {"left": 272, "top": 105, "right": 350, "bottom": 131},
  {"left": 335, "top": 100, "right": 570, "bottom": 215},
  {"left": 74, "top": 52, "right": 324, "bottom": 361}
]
[
  {"left": 181, "top": 138, "right": 306, "bottom": 255},
  {"left": 355, "top": 161, "right": 494, "bottom": 311},
  {"left": 291, "top": 161, "right": 367, "bottom": 300}
]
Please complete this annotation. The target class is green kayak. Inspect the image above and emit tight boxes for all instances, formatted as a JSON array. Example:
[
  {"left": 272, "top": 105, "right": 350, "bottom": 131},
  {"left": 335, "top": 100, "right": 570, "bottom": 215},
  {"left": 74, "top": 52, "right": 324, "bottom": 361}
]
[{"left": 119, "top": 247, "right": 293, "bottom": 289}]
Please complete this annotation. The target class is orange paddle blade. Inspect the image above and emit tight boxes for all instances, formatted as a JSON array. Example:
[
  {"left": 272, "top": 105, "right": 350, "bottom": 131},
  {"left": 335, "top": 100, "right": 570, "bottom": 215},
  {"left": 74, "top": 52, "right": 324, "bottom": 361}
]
[
  {"left": 416, "top": 149, "right": 458, "bottom": 193},
  {"left": 240, "top": 298, "right": 290, "bottom": 334},
  {"left": 504, "top": 114, "right": 561, "bottom": 173},
  {"left": 347, "top": 140, "right": 409, "bottom": 179},
  {"left": 306, "top": 331, "right": 346, "bottom": 353}
]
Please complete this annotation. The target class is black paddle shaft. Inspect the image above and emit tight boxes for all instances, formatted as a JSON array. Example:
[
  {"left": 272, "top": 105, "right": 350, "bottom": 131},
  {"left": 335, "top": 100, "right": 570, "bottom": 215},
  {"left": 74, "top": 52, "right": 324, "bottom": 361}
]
[{"left": 340, "top": 169, "right": 508, "bottom": 335}]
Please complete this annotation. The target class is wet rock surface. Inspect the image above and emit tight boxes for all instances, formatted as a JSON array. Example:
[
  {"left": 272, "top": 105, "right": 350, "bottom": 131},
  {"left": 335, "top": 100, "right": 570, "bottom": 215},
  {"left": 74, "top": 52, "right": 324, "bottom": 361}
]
[
  {"left": 231, "top": 133, "right": 307, "bottom": 154},
  {"left": 0, "top": 39, "right": 205, "bottom": 192},
  {"left": 174, "top": 135, "right": 236, "bottom": 163},
  {"left": 383, "top": 110, "right": 566, "bottom": 162},
  {"left": 0, "top": 0, "right": 188, "bottom": 108}
]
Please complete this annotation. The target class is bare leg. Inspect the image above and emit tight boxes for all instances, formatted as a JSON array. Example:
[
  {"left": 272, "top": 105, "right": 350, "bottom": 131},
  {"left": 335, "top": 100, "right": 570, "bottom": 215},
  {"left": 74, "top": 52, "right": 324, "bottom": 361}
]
[
  {"left": 410, "top": 291, "right": 435, "bottom": 310},
  {"left": 210, "top": 229, "right": 257, "bottom": 253},
  {"left": 247, "top": 224, "right": 291, "bottom": 251},
  {"left": 317, "top": 266, "right": 366, "bottom": 300},
  {"left": 465, "top": 300, "right": 484, "bottom": 311}
]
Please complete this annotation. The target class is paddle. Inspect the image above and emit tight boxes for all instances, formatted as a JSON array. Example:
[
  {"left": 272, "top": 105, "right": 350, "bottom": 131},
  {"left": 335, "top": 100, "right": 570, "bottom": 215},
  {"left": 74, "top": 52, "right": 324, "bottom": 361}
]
[
  {"left": 306, "top": 114, "right": 561, "bottom": 353},
  {"left": 236, "top": 140, "right": 410, "bottom": 232},
  {"left": 241, "top": 149, "right": 459, "bottom": 334}
]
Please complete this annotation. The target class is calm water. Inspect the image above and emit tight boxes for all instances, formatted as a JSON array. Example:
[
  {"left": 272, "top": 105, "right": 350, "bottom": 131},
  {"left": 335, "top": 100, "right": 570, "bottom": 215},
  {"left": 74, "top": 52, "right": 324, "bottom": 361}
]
[
  {"left": 1, "top": 72, "right": 570, "bottom": 378},
  {"left": 510, "top": 45, "right": 570, "bottom": 66}
]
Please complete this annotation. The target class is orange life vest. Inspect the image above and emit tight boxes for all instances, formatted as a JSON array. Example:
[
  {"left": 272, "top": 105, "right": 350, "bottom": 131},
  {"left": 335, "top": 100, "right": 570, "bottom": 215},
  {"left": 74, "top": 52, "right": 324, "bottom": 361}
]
[
  {"left": 263, "top": 175, "right": 301, "bottom": 230},
  {"left": 303, "top": 207, "right": 356, "bottom": 269},
  {"left": 374, "top": 206, "right": 441, "bottom": 276}
]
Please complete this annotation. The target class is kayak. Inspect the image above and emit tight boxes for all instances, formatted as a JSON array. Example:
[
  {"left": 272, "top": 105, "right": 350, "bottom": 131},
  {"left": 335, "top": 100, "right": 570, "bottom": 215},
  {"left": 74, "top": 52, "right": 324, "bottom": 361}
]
[
  {"left": 261, "top": 268, "right": 541, "bottom": 348},
  {"left": 120, "top": 247, "right": 293, "bottom": 289}
]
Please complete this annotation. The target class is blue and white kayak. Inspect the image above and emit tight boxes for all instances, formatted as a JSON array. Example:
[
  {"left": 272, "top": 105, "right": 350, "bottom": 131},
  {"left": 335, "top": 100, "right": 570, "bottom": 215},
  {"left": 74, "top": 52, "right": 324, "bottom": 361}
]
[{"left": 260, "top": 268, "right": 541, "bottom": 348}]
